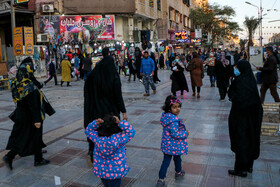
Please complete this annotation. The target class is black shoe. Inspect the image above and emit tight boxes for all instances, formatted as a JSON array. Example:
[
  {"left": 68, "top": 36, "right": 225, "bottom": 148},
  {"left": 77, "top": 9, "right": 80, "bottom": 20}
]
[
  {"left": 34, "top": 159, "right": 50, "bottom": 167},
  {"left": 2, "top": 155, "right": 13, "bottom": 170},
  {"left": 228, "top": 170, "right": 247, "bottom": 177}
]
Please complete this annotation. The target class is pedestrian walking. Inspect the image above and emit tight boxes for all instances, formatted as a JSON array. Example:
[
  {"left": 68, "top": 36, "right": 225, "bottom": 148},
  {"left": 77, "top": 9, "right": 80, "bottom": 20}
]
[
  {"left": 84, "top": 48, "right": 127, "bottom": 163},
  {"left": 135, "top": 47, "right": 142, "bottom": 81},
  {"left": 159, "top": 54, "right": 165, "bottom": 69},
  {"left": 60, "top": 56, "right": 72, "bottom": 87},
  {"left": 215, "top": 52, "right": 232, "bottom": 101},
  {"left": 74, "top": 54, "right": 80, "bottom": 81},
  {"left": 189, "top": 52, "right": 204, "bottom": 98},
  {"left": 118, "top": 55, "right": 126, "bottom": 76},
  {"left": 85, "top": 115, "right": 135, "bottom": 187},
  {"left": 79, "top": 53, "right": 84, "bottom": 80},
  {"left": 171, "top": 56, "right": 189, "bottom": 97},
  {"left": 140, "top": 51, "right": 157, "bottom": 96},
  {"left": 128, "top": 56, "right": 137, "bottom": 81},
  {"left": 156, "top": 95, "right": 189, "bottom": 187},
  {"left": 44, "top": 56, "right": 58, "bottom": 86},
  {"left": 3, "top": 57, "right": 50, "bottom": 170},
  {"left": 228, "top": 60, "right": 263, "bottom": 177},
  {"left": 83, "top": 53, "right": 92, "bottom": 81},
  {"left": 151, "top": 52, "right": 161, "bottom": 83},
  {"left": 205, "top": 53, "right": 216, "bottom": 87},
  {"left": 257, "top": 46, "right": 280, "bottom": 104},
  {"left": 234, "top": 50, "right": 241, "bottom": 65}
]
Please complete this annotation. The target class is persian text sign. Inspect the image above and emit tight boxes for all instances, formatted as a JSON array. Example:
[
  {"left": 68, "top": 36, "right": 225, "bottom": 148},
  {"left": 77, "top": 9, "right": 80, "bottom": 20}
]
[
  {"left": 24, "top": 27, "right": 34, "bottom": 55},
  {"left": 13, "top": 27, "right": 23, "bottom": 56},
  {"left": 175, "top": 31, "right": 189, "bottom": 42},
  {"left": 60, "top": 15, "right": 115, "bottom": 40}
]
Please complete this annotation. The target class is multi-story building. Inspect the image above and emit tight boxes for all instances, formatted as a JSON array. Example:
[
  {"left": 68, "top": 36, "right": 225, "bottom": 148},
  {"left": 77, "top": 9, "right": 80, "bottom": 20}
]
[{"left": 191, "top": 0, "right": 208, "bottom": 8}]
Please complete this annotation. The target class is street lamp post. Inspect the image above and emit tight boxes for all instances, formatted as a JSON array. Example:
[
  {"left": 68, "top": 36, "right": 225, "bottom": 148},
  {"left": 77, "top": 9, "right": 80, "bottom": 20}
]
[{"left": 245, "top": 1, "right": 263, "bottom": 46}]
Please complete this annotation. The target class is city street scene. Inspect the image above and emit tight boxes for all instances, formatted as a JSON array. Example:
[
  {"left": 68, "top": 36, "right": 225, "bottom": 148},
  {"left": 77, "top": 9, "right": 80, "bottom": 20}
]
[{"left": 0, "top": 0, "right": 280, "bottom": 187}]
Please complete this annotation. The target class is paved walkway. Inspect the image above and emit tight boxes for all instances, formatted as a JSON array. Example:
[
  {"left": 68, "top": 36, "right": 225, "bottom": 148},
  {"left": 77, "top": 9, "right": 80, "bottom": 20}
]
[{"left": 0, "top": 70, "right": 279, "bottom": 187}]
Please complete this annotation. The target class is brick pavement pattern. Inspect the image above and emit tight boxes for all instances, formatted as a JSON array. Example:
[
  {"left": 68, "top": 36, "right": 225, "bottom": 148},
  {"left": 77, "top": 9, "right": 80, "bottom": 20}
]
[{"left": 0, "top": 70, "right": 279, "bottom": 187}]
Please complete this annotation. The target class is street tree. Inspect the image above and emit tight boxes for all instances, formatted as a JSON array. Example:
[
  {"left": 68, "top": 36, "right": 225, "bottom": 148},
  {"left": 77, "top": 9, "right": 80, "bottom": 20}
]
[
  {"left": 243, "top": 16, "right": 260, "bottom": 48},
  {"left": 190, "top": 4, "right": 242, "bottom": 48}
]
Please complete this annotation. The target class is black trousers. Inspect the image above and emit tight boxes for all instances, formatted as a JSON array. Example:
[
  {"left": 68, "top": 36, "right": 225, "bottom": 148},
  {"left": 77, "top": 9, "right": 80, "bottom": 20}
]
[
  {"left": 260, "top": 83, "right": 280, "bottom": 104},
  {"left": 218, "top": 87, "right": 228, "bottom": 100},
  {"left": 234, "top": 155, "right": 254, "bottom": 172},
  {"left": 192, "top": 86, "right": 201, "bottom": 93},
  {"left": 44, "top": 74, "right": 57, "bottom": 85}
]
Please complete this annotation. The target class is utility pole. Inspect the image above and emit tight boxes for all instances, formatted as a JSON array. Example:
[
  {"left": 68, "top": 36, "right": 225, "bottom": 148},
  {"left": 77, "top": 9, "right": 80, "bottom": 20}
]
[
  {"left": 260, "top": 0, "right": 263, "bottom": 46},
  {"left": 11, "top": 0, "right": 16, "bottom": 45}
]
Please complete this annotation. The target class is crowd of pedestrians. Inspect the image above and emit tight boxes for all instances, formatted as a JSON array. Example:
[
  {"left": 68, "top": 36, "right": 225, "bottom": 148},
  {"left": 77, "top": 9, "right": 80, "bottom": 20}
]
[{"left": 2, "top": 45, "right": 280, "bottom": 187}]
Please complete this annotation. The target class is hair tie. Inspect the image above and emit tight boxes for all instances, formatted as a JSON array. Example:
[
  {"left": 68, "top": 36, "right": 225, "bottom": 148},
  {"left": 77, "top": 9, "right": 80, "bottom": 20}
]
[{"left": 170, "top": 98, "right": 181, "bottom": 105}]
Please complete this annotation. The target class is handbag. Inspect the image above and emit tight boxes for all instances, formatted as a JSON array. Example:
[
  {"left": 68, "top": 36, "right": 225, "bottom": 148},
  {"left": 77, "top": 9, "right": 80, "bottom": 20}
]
[
  {"left": 186, "top": 62, "right": 195, "bottom": 72},
  {"left": 42, "top": 92, "right": 56, "bottom": 116}
]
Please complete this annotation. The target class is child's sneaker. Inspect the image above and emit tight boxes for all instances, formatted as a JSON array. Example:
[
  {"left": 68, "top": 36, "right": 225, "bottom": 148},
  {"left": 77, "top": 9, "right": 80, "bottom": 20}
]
[
  {"left": 175, "top": 170, "right": 185, "bottom": 179},
  {"left": 156, "top": 179, "right": 167, "bottom": 187}
]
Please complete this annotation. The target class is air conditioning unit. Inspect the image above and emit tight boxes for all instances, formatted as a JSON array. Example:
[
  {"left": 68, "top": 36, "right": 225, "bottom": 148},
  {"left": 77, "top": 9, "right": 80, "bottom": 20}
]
[
  {"left": 42, "top": 4, "right": 54, "bottom": 13},
  {"left": 37, "top": 34, "right": 49, "bottom": 43}
]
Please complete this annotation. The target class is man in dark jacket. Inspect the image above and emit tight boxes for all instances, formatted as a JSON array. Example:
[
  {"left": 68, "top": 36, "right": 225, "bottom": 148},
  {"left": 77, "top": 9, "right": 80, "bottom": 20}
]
[
  {"left": 257, "top": 47, "right": 280, "bottom": 104},
  {"left": 234, "top": 50, "right": 241, "bottom": 65},
  {"left": 44, "top": 57, "right": 58, "bottom": 86}
]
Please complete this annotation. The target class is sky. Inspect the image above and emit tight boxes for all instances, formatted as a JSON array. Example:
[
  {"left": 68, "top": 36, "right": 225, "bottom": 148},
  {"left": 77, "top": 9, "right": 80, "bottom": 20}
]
[{"left": 210, "top": 0, "right": 280, "bottom": 44}]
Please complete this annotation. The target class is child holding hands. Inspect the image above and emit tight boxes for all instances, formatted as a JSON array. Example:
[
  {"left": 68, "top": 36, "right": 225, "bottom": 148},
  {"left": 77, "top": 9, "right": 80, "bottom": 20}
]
[
  {"left": 85, "top": 115, "right": 135, "bottom": 187},
  {"left": 157, "top": 95, "right": 189, "bottom": 187}
]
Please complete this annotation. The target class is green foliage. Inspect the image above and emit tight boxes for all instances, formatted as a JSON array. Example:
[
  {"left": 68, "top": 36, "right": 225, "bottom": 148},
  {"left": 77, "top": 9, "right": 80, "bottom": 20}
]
[
  {"left": 239, "top": 39, "right": 248, "bottom": 51},
  {"left": 189, "top": 3, "right": 242, "bottom": 48},
  {"left": 243, "top": 16, "right": 260, "bottom": 47}
]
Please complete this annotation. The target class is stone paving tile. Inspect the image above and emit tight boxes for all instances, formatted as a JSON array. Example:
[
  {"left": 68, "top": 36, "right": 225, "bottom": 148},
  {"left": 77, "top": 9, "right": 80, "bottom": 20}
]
[{"left": 0, "top": 71, "right": 280, "bottom": 186}]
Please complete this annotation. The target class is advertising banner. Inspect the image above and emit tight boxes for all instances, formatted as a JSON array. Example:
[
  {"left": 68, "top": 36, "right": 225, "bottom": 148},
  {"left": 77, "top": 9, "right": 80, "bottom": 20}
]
[
  {"left": 249, "top": 46, "right": 263, "bottom": 70},
  {"left": 24, "top": 27, "right": 34, "bottom": 55},
  {"left": 195, "top": 29, "right": 202, "bottom": 38},
  {"left": 60, "top": 15, "right": 115, "bottom": 41},
  {"left": 40, "top": 16, "right": 60, "bottom": 37},
  {"left": 175, "top": 31, "right": 189, "bottom": 43},
  {"left": 13, "top": 27, "right": 23, "bottom": 56},
  {"left": 16, "top": 0, "right": 30, "bottom": 4}
]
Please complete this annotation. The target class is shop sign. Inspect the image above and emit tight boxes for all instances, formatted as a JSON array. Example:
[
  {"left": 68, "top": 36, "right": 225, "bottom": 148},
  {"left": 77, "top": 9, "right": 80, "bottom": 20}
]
[
  {"left": 190, "top": 32, "right": 195, "bottom": 39},
  {"left": 60, "top": 15, "right": 115, "bottom": 40},
  {"left": 175, "top": 31, "right": 189, "bottom": 43},
  {"left": 24, "top": 27, "right": 34, "bottom": 55},
  {"left": 191, "top": 38, "right": 201, "bottom": 43},
  {"left": 195, "top": 29, "right": 202, "bottom": 38},
  {"left": 16, "top": 0, "right": 30, "bottom": 4},
  {"left": 13, "top": 27, "right": 23, "bottom": 56}
]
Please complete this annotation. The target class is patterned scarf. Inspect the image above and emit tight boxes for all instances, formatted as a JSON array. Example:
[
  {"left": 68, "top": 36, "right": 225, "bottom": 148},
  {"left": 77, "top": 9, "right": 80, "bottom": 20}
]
[{"left": 11, "top": 61, "right": 45, "bottom": 120}]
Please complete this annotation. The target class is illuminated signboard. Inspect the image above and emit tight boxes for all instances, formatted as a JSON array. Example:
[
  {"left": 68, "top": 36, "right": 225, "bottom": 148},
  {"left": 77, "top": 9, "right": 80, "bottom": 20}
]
[
  {"left": 175, "top": 31, "right": 189, "bottom": 42},
  {"left": 16, "top": 0, "right": 30, "bottom": 4},
  {"left": 191, "top": 38, "right": 202, "bottom": 44}
]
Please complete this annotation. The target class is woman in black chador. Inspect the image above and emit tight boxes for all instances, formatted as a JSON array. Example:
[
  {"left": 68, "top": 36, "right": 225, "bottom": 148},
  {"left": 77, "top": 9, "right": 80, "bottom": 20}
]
[
  {"left": 84, "top": 48, "right": 127, "bottom": 163},
  {"left": 171, "top": 55, "right": 189, "bottom": 97},
  {"left": 3, "top": 57, "right": 50, "bottom": 170},
  {"left": 228, "top": 60, "right": 263, "bottom": 177}
]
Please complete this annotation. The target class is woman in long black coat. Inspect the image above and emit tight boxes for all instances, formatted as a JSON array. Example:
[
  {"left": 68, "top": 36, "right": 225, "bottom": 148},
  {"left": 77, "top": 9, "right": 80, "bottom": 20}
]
[
  {"left": 151, "top": 52, "right": 160, "bottom": 83},
  {"left": 84, "top": 49, "right": 127, "bottom": 162},
  {"left": 159, "top": 54, "right": 164, "bottom": 69},
  {"left": 3, "top": 57, "right": 50, "bottom": 170},
  {"left": 215, "top": 52, "right": 233, "bottom": 101},
  {"left": 228, "top": 60, "right": 263, "bottom": 177},
  {"left": 171, "top": 56, "right": 189, "bottom": 96}
]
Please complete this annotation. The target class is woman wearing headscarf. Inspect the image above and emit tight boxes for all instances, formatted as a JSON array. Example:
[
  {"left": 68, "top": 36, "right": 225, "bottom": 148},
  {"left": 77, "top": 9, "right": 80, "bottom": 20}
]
[
  {"left": 215, "top": 52, "right": 232, "bottom": 101},
  {"left": 128, "top": 55, "right": 137, "bottom": 81},
  {"left": 3, "top": 57, "right": 50, "bottom": 170},
  {"left": 189, "top": 52, "right": 204, "bottom": 98},
  {"left": 84, "top": 48, "right": 127, "bottom": 163},
  {"left": 60, "top": 55, "right": 72, "bottom": 86},
  {"left": 151, "top": 52, "right": 161, "bottom": 83},
  {"left": 228, "top": 60, "right": 263, "bottom": 177},
  {"left": 205, "top": 53, "right": 216, "bottom": 87},
  {"left": 159, "top": 53, "right": 164, "bottom": 69},
  {"left": 171, "top": 55, "right": 189, "bottom": 97}
]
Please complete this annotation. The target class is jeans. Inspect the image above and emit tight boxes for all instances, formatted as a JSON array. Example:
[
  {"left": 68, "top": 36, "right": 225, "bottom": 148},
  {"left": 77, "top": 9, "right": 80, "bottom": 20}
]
[
  {"left": 101, "top": 178, "right": 121, "bottom": 187},
  {"left": 143, "top": 74, "right": 156, "bottom": 94},
  {"left": 159, "top": 154, "right": 182, "bottom": 179},
  {"left": 209, "top": 75, "right": 216, "bottom": 84},
  {"left": 84, "top": 71, "right": 91, "bottom": 81}
]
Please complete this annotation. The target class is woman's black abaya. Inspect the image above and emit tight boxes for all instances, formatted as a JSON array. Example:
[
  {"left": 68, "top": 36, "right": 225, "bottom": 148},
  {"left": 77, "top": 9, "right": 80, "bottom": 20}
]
[
  {"left": 84, "top": 55, "right": 126, "bottom": 161},
  {"left": 228, "top": 60, "right": 263, "bottom": 175},
  {"left": 171, "top": 62, "right": 189, "bottom": 95}
]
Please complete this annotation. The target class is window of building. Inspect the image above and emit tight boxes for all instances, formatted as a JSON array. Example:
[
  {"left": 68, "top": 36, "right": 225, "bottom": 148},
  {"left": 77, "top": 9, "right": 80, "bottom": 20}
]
[
  {"left": 157, "top": 0, "right": 161, "bottom": 11},
  {"left": 149, "top": 0, "right": 154, "bottom": 7}
]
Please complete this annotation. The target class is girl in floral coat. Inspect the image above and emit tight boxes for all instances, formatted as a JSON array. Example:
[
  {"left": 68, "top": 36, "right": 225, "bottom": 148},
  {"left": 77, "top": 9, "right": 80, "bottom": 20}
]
[{"left": 157, "top": 95, "right": 189, "bottom": 187}]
